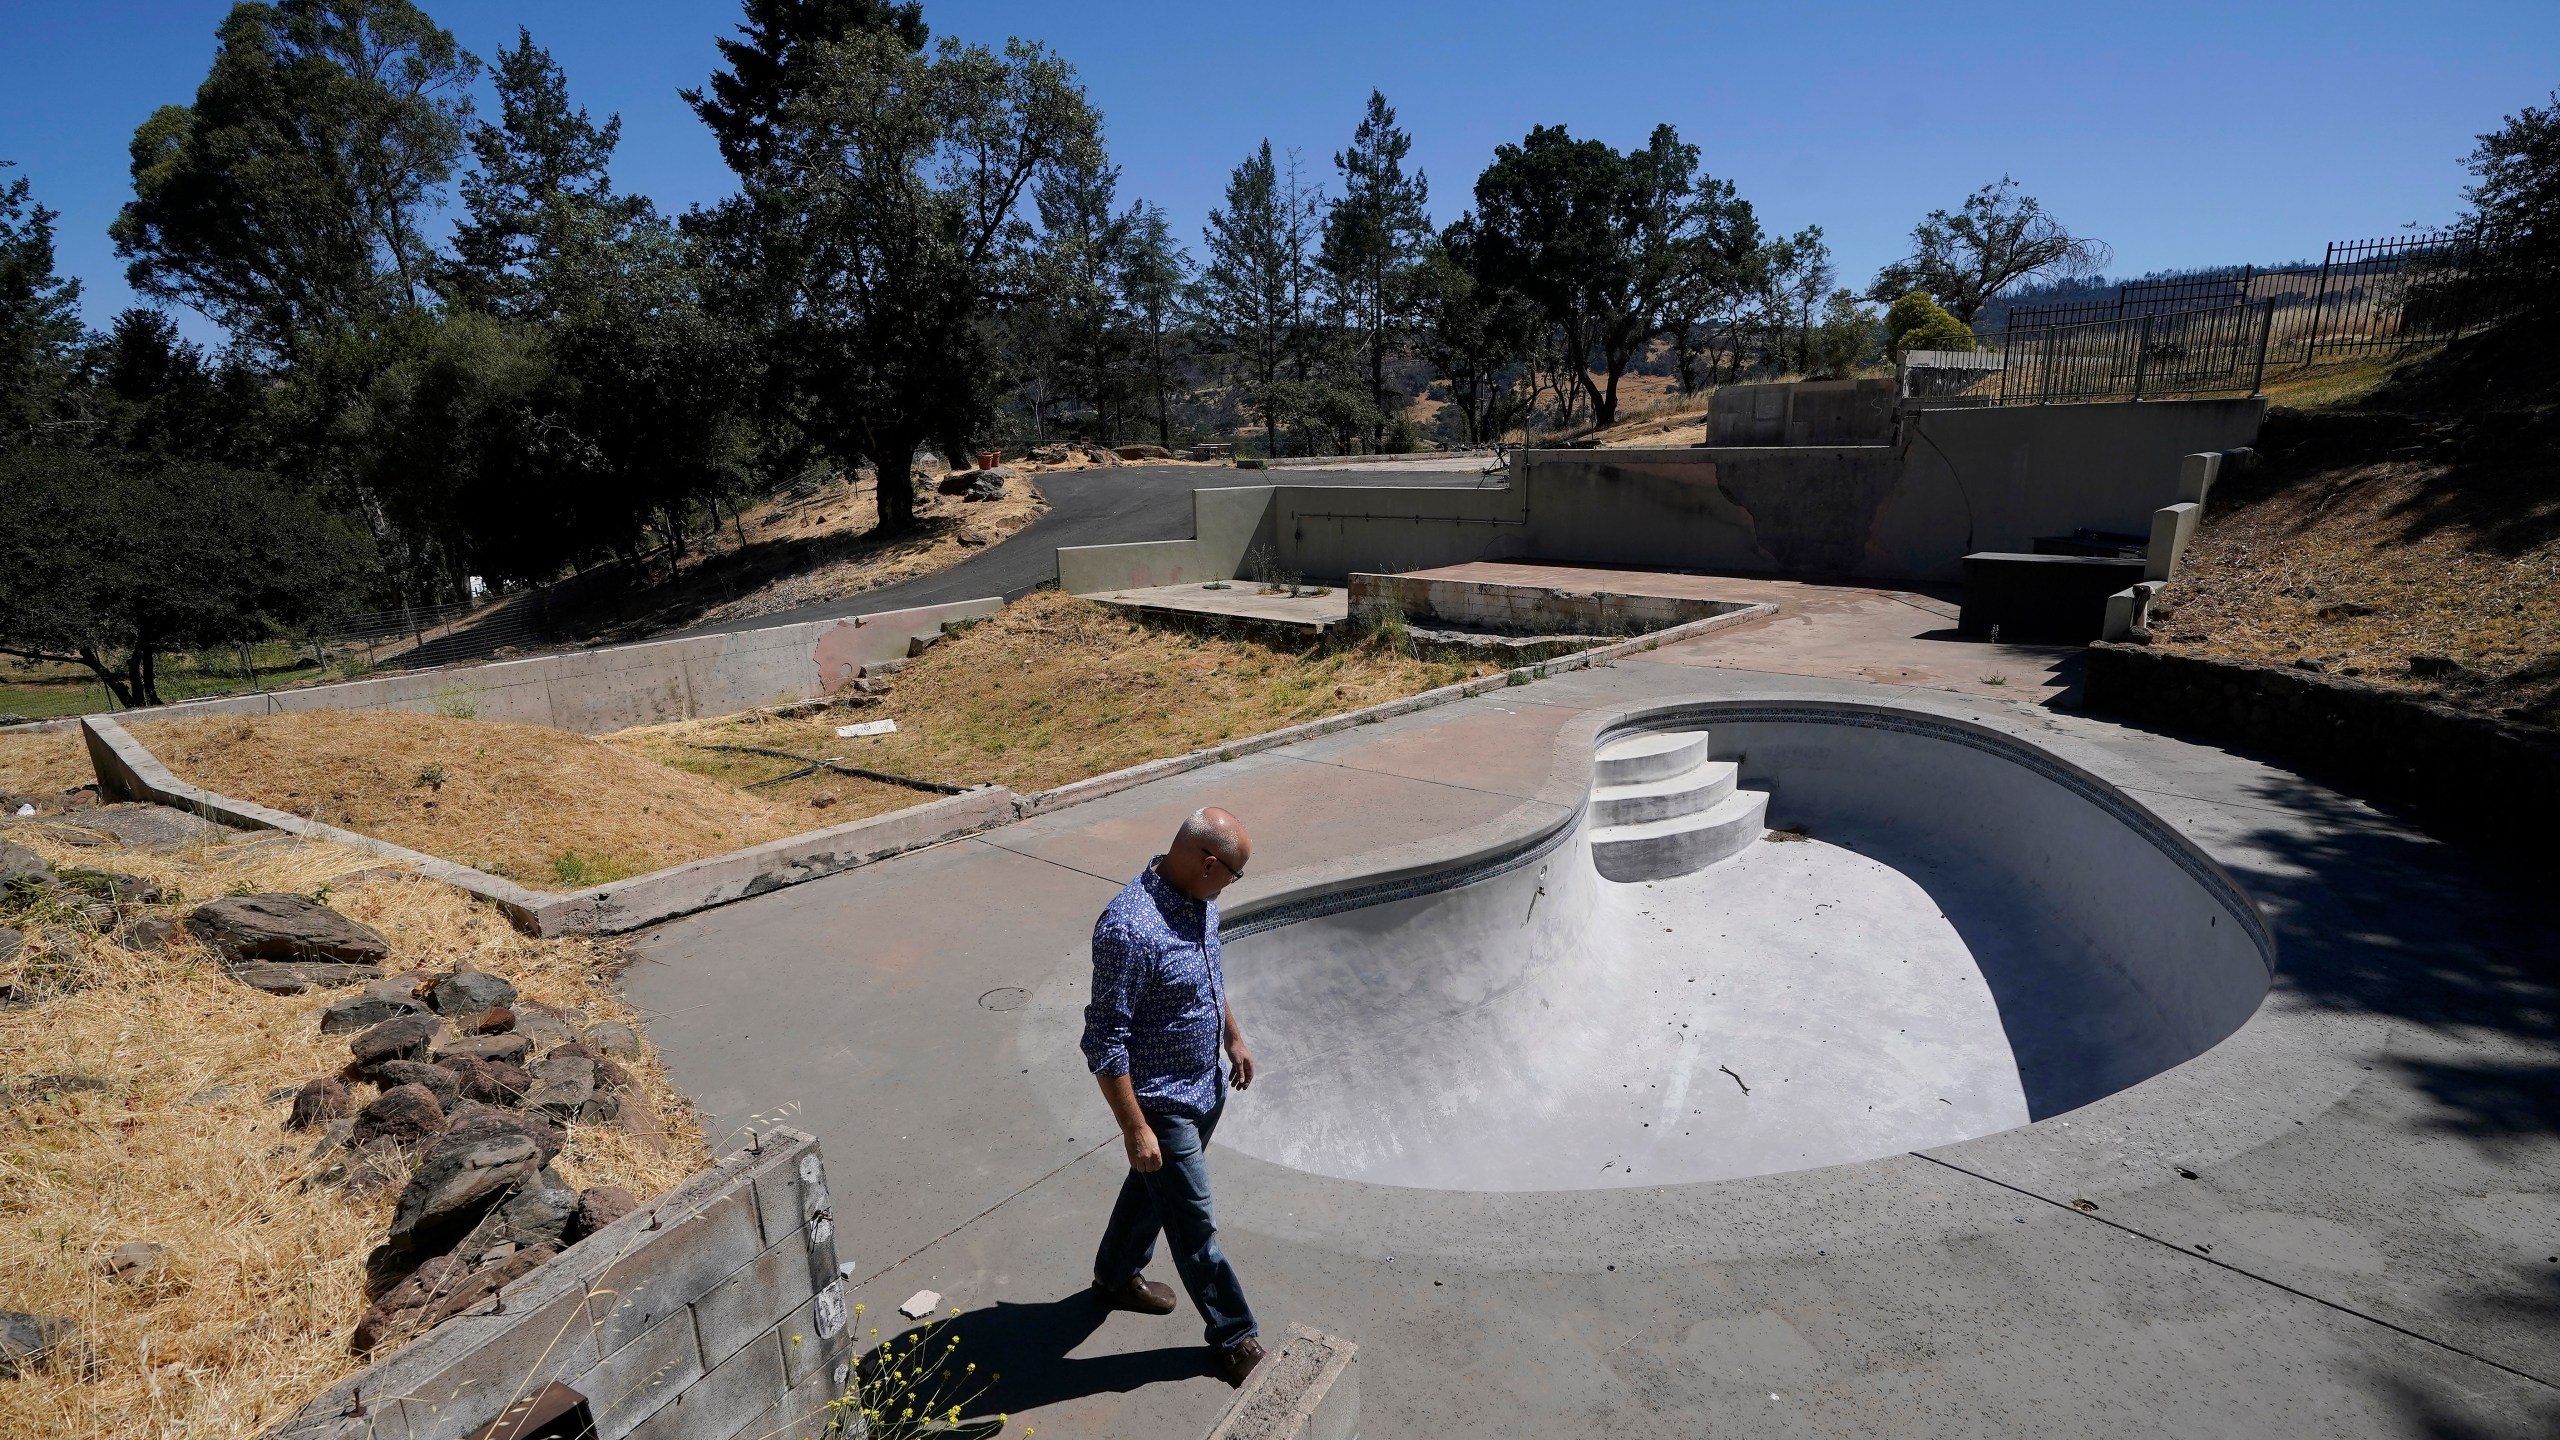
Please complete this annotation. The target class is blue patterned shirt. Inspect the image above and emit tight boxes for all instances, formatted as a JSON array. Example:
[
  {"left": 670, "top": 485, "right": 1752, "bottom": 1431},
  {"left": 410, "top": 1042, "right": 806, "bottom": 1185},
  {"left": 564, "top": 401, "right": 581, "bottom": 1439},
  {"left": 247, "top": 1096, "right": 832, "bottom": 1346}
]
[{"left": 1082, "top": 858, "right": 1227, "bottom": 1120}]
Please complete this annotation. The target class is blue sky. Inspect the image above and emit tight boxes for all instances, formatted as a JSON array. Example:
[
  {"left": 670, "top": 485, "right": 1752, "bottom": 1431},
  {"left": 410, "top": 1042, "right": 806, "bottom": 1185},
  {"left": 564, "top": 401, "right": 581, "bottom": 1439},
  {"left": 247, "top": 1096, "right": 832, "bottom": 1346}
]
[{"left": 5, "top": 0, "right": 2553, "bottom": 344}]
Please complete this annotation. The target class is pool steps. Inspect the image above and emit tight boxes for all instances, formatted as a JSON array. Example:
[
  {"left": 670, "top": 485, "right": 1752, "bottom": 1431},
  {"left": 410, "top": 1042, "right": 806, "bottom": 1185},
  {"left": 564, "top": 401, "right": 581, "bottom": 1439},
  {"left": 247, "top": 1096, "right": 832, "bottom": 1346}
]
[{"left": 1590, "top": 729, "right": 1770, "bottom": 881}]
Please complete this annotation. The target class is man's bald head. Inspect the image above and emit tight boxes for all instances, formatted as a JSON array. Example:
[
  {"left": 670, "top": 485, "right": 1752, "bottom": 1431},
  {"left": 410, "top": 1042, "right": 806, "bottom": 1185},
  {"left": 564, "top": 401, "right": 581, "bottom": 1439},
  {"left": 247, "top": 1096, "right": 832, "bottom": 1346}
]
[{"left": 1161, "top": 806, "right": 1251, "bottom": 900}]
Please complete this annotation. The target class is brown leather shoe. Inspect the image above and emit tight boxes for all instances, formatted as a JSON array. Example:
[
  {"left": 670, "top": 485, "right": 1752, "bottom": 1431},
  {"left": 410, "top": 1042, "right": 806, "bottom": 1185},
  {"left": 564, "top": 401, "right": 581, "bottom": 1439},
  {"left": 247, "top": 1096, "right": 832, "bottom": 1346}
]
[
  {"left": 1215, "top": 1335, "right": 1266, "bottom": 1387},
  {"left": 1090, "top": 1274, "right": 1177, "bottom": 1315}
]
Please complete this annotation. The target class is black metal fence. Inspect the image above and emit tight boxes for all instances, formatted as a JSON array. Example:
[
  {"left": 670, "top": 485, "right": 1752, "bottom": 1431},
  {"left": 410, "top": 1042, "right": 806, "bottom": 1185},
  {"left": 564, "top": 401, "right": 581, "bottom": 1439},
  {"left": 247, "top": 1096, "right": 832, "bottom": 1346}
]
[{"left": 1911, "top": 227, "right": 2525, "bottom": 407}]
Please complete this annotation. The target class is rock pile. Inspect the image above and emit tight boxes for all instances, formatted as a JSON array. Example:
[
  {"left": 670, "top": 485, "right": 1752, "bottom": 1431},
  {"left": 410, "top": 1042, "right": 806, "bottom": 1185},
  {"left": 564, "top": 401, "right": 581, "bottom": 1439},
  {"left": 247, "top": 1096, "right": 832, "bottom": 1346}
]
[
  {"left": 281, "top": 959, "right": 649, "bottom": 1355},
  {"left": 935, "top": 465, "right": 1013, "bottom": 501}
]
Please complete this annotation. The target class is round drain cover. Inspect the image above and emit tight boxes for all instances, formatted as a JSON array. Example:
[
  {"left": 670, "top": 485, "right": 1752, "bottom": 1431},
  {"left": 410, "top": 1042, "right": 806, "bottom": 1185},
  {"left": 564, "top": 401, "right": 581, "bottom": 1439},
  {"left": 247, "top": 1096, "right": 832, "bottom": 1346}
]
[{"left": 978, "top": 987, "right": 1029, "bottom": 1012}]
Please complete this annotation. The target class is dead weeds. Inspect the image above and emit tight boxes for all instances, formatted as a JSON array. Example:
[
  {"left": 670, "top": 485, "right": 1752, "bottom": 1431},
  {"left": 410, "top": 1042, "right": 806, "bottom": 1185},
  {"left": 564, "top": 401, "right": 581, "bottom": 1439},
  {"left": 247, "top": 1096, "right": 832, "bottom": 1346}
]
[
  {"left": 129, "top": 711, "right": 810, "bottom": 888},
  {"left": 610, "top": 590, "right": 1483, "bottom": 813},
  {"left": 2161, "top": 452, "right": 2560, "bottom": 725},
  {"left": 0, "top": 821, "right": 707, "bottom": 1439},
  {"left": 0, "top": 729, "right": 90, "bottom": 801}
]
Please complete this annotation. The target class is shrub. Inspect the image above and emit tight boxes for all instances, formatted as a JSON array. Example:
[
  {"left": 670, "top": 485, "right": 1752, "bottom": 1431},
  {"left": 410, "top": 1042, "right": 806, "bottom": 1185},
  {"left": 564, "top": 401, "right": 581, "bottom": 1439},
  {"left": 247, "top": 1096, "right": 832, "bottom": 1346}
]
[{"left": 1886, "top": 291, "right": 1976, "bottom": 359}]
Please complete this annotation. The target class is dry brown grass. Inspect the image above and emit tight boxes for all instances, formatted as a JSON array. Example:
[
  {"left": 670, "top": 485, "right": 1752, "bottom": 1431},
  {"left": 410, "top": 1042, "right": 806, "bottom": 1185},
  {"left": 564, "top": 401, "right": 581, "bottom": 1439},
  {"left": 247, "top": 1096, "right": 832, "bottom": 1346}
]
[
  {"left": 0, "top": 729, "right": 89, "bottom": 800},
  {"left": 129, "top": 712, "right": 809, "bottom": 888},
  {"left": 2159, "top": 454, "right": 2560, "bottom": 720},
  {"left": 609, "top": 591, "right": 1483, "bottom": 814},
  {"left": 680, "top": 473, "right": 1046, "bottom": 630},
  {"left": 0, "top": 823, "right": 708, "bottom": 1439}
]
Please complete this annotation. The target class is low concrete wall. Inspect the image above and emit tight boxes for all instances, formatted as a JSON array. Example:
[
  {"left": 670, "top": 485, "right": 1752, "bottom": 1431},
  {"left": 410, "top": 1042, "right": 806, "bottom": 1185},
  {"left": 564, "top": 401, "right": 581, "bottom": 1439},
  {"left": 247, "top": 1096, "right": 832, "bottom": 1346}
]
[
  {"left": 1707, "top": 377, "right": 1898, "bottom": 446},
  {"left": 267, "top": 1128, "right": 849, "bottom": 1440},
  {"left": 1057, "top": 485, "right": 1279, "bottom": 594},
  {"left": 2085, "top": 644, "right": 2560, "bottom": 854},
  {"left": 101, "top": 597, "right": 1002, "bottom": 737},
  {"left": 1347, "top": 573, "right": 1752, "bottom": 633},
  {"left": 83, "top": 716, "right": 1016, "bottom": 937},
  {"left": 1061, "top": 398, "right": 2266, "bottom": 590}
]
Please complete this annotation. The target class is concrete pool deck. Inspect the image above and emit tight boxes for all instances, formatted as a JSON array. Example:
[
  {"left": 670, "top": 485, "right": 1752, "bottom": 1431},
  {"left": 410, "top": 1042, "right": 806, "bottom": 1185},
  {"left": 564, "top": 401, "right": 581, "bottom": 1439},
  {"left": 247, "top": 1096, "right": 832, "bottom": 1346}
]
[{"left": 620, "top": 631, "right": 2560, "bottom": 1437}]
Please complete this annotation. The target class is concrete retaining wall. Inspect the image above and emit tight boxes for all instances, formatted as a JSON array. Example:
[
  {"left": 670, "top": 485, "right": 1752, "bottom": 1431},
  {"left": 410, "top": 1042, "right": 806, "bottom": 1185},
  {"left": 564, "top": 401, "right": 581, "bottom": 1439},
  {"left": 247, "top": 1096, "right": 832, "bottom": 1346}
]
[
  {"left": 2085, "top": 643, "right": 2560, "bottom": 854},
  {"left": 1346, "top": 572, "right": 1752, "bottom": 633},
  {"left": 266, "top": 1128, "right": 850, "bottom": 1440},
  {"left": 1707, "top": 377, "right": 1898, "bottom": 446},
  {"left": 98, "top": 597, "right": 1003, "bottom": 737},
  {"left": 1059, "top": 398, "right": 2267, "bottom": 591},
  {"left": 83, "top": 715, "right": 1016, "bottom": 937}
]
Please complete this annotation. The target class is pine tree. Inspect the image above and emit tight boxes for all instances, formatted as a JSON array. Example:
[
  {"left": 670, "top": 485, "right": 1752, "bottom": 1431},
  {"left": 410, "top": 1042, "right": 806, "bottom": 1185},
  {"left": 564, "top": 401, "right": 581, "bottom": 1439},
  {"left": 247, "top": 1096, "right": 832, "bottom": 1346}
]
[
  {"left": 684, "top": 0, "right": 927, "bottom": 176},
  {"left": 1319, "top": 92, "right": 1431, "bottom": 452},
  {"left": 449, "top": 29, "right": 646, "bottom": 320},
  {"left": 1201, "top": 142, "right": 1320, "bottom": 457},
  {"left": 0, "top": 164, "right": 85, "bottom": 446}
]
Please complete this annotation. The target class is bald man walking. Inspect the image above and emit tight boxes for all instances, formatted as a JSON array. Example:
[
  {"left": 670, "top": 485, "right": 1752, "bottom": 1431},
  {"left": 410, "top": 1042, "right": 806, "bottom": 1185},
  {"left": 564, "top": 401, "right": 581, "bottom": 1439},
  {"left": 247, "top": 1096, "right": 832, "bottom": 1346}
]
[{"left": 1081, "top": 807, "right": 1266, "bottom": 1385}]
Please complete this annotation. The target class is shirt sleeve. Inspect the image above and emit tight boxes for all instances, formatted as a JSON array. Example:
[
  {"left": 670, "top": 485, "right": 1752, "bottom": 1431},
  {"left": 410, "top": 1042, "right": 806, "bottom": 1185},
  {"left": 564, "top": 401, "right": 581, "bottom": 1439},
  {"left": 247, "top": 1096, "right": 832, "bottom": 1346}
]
[{"left": 1081, "top": 914, "right": 1141, "bottom": 1078}]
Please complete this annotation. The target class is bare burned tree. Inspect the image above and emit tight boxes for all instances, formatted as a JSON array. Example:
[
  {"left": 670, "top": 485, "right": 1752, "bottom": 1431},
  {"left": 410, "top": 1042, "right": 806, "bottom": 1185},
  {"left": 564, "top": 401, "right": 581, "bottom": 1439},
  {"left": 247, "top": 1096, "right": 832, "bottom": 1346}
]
[{"left": 1866, "top": 176, "right": 2110, "bottom": 324}]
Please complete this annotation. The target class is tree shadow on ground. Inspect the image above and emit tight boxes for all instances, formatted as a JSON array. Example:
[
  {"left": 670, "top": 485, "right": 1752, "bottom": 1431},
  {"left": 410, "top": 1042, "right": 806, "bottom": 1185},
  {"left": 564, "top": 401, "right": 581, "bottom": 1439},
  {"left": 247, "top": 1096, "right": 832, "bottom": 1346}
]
[
  {"left": 915, "top": 1293, "right": 1209, "bottom": 1418},
  {"left": 2183, "top": 756, "right": 2560, "bottom": 1145}
]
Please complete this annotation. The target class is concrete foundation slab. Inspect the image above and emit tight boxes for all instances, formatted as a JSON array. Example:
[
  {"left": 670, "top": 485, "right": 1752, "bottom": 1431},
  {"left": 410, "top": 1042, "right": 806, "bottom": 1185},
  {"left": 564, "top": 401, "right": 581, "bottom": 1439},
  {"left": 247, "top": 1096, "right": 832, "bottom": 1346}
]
[{"left": 620, "top": 642, "right": 2559, "bottom": 1440}]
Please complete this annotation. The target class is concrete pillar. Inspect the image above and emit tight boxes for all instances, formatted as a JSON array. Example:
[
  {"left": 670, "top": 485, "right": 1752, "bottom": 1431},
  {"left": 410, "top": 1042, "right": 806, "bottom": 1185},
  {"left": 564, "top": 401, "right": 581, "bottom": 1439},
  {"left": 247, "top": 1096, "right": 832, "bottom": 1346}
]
[
  {"left": 2177, "top": 452, "right": 2221, "bottom": 507},
  {"left": 2144, "top": 504, "right": 2201, "bottom": 583},
  {"left": 2100, "top": 580, "right": 2167, "bottom": 643}
]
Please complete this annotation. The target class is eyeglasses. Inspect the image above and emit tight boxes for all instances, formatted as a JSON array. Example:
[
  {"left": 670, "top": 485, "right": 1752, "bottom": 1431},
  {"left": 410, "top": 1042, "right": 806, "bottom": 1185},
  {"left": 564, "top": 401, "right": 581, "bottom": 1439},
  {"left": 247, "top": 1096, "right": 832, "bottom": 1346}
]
[{"left": 1206, "top": 851, "right": 1245, "bottom": 881}]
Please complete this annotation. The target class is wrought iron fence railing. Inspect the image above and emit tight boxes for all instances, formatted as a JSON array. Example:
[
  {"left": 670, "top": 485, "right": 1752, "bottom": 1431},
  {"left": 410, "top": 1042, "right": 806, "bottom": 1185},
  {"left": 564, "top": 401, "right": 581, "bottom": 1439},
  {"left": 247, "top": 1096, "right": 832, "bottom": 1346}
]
[{"left": 1908, "top": 225, "right": 2533, "bottom": 407}]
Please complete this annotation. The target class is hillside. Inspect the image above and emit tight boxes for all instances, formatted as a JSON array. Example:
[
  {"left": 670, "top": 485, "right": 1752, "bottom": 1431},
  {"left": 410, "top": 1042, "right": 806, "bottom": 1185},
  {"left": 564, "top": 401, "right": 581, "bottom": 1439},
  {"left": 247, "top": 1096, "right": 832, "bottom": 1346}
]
[{"left": 2154, "top": 327, "right": 2560, "bottom": 730}]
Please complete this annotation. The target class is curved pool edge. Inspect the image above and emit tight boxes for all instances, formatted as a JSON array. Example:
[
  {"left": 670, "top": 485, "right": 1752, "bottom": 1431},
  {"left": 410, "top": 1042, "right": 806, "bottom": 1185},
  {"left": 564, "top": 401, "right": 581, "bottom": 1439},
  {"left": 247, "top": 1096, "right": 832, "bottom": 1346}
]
[
  {"left": 1019, "top": 678, "right": 2377, "bottom": 1273},
  {"left": 1220, "top": 693, "right": 2276, "bottom": 980}
]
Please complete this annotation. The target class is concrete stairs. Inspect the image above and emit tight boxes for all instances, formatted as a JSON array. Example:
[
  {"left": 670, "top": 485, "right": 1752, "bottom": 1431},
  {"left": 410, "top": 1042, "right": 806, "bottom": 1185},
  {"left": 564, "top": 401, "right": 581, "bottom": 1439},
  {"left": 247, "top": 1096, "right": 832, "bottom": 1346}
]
[{"left": 1590, "top": 730, "right": 1770, "bottom": 882}]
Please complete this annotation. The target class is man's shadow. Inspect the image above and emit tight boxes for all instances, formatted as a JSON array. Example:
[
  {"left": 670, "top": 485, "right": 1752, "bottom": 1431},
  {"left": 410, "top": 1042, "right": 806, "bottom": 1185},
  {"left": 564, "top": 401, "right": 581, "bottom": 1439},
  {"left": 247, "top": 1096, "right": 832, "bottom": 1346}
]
[{"left": 870, "top": 1291, "right": 1209, "bottom": 1420}]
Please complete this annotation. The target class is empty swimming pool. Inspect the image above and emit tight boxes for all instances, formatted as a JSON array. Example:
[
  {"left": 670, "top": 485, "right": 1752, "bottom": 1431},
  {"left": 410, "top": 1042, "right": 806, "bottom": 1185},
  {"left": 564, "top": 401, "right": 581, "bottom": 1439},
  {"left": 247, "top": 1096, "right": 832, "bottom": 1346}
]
[{"left": 1212, "top": 700, "right": 2275, "bottom": 1192}]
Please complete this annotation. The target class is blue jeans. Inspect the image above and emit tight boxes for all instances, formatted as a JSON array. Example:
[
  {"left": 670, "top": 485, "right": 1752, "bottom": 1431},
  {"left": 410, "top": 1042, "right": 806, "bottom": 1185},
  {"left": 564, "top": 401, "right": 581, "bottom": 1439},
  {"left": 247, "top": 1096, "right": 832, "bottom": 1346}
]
[{"left": 1094, "top": 1100, "right": 1258, "bottom": 1351}]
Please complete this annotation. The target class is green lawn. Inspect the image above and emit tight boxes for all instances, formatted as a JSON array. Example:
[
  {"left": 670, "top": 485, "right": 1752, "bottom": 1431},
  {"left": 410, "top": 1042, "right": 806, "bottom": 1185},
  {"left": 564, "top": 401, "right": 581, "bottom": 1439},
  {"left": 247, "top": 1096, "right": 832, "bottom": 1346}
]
[{"left": 1, "top": 644, "right": 338, "bottom": 722}]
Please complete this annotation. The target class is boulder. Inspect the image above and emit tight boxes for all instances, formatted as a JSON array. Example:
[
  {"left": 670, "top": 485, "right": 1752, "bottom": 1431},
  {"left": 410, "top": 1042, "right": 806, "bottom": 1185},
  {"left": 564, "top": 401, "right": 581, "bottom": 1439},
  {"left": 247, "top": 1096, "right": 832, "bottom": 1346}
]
[
  {"left": 524, "top": 1055, "right": 617, "bottom": 1124},
  {"left": 442, "top": 1104, "right": 565, "bottom": 1166},
  {"left": 580, "top": 1021, "right": 642, "bottom": 1057},
  {"left": 1115, "top": 443, "right": 1172, "bottom": 461},
  {"left": 936, "top": 469, "right": 981, "bottom": 495},
  {"left": 0, "top": 842, "right": 56, "bottom": 898},
  {"left": 93, "top": 1241, "right": 169, "bottom": 1284},
  {"left": 492, "top": 1168, "right": 580, "bottom": 1250},
  {"left": 351, "top": 1083, "right": 445, "bottom": 1147},
  {"left": 349, "top": 1012, "right": 445, "bottom": 1070},
  {"left": 511, "top": 1003, "right": 584, "bottom": 1050},
  {"left": 115, "top": 915, "right": 178, "bottom": 952},
  {"left": 438, "top": 1031, "right": 533, "bottom": 1067},
  {"left": 429, "top": 969, "right": 516, "bottom": 1016},
  {"left": 547, "top": 1042, "right": 631, "bottom": 1092},
  {"left": 386, "top": 1119, "right": 544, "bottom": 1253},
  {"left": 352, "top": 1243, "right": 557, "bottom": 1354},
  {"left": 569, "top": 1185, "right": 639, "bottom": 1243},
  {"left": 370, "top": 1060, "right": 463, "bottom": 1109},
  {"left": 187, "top": 893, "right": 391, "bottom": 966},
  {"left": 320, "top": 978, "right": 430, "bottom": 1034},
  {"left": 287, "top": 1076, "right": 355, "bottom": 1131},
  {"left": 1078, "top": 444, "right": 1122, "bottom": 466},
  {"left": 0, "top": 1311, "right": 94, "bottom": 1381},
  {"left": 228, "top": 961, "right": 384, "bottom": 995},
  {"left": 0, "top": 928, "right": 18, "bottom": 966},
  {"left": 464, "top": 1004, "right": 515, "bottom": 1035}
]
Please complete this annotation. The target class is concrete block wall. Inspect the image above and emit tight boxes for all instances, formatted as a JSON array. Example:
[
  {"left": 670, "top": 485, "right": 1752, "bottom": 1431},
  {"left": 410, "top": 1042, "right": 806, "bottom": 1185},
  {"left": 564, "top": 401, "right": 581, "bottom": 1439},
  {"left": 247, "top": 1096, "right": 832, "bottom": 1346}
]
[
  {"left": 99, "top": 597, "right": 1002, "bottom": 737},
  {"left": 266, "top": 1129, "right": 852, "bottom": 1440}
]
